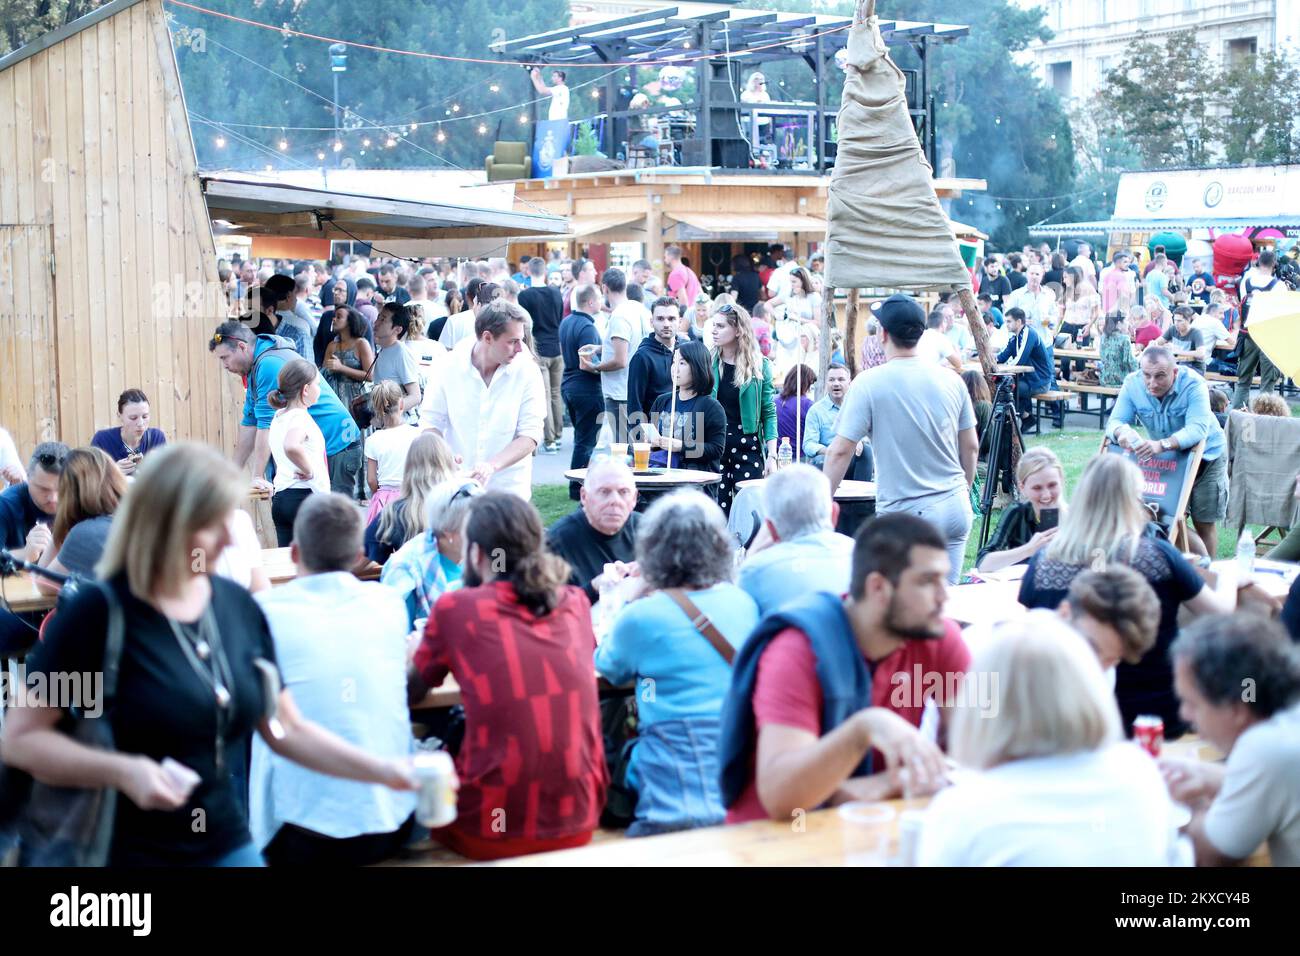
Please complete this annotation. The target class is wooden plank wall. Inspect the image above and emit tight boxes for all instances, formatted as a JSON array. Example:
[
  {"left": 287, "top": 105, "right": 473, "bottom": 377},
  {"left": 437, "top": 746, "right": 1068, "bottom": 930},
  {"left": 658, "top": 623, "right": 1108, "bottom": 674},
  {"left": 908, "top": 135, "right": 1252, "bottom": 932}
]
[{"left": 0, "top": 0, "right": 239, "bottom": 463}]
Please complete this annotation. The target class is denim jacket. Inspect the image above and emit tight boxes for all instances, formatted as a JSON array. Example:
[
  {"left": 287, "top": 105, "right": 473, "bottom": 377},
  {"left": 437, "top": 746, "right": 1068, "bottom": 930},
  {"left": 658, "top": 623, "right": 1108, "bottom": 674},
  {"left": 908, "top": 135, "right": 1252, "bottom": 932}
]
[{"left": 1105, "top": 367, "right": 1225, "bottom": 461}]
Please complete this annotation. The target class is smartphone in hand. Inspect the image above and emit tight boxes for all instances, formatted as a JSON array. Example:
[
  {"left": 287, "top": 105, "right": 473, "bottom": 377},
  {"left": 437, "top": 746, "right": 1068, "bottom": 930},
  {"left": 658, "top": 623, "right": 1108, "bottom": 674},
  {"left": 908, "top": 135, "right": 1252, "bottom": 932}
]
[{"left": 1038, "top": 507, "right": 1059, "bottom": 531}]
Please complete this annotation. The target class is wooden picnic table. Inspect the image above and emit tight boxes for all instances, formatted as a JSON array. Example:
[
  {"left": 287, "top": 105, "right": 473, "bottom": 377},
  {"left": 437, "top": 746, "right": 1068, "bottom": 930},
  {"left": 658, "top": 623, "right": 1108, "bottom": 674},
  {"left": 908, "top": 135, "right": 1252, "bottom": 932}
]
[
  {"left": 487, "top": 796, "right": 932, "bottom": 867},
  {"left": 482, "top": 738, "right": 1270, "bottom": 866},
  {"left": 565, "top": 467, "right": 720, "bottom": 490}
]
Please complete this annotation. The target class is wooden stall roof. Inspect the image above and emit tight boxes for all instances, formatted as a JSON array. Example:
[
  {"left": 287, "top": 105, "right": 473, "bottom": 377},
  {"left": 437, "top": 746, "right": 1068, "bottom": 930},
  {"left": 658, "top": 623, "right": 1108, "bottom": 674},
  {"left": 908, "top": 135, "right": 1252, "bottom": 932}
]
[
  {"left": 510, "top": 166, "right": 985, "bottom": 198},
  {"left": 201, "top": 175, "right": 569, "bottom": 243}
]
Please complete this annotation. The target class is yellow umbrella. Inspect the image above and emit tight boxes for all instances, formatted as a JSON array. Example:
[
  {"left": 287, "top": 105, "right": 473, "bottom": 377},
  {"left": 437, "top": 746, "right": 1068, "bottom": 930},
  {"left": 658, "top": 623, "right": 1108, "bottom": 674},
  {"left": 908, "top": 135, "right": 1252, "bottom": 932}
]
[{"left": 1247, "top": 289, "right": 1300, "bottom": 382}]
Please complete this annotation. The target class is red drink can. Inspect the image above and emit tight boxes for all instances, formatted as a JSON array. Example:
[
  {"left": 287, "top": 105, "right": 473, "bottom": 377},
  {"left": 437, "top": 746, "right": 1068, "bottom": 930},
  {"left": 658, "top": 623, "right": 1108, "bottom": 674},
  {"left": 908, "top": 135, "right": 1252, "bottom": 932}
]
[{"left": 1133, "top": 715, "right": 1164, "bottom": 757}]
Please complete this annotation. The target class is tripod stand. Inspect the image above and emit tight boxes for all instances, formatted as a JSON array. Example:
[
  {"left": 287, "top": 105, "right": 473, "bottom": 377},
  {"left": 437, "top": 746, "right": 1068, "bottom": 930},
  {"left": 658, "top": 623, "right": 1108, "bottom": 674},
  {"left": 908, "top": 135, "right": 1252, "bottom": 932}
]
[{"left": 977, "top": 372, "right": 1023, "bottom": 550}]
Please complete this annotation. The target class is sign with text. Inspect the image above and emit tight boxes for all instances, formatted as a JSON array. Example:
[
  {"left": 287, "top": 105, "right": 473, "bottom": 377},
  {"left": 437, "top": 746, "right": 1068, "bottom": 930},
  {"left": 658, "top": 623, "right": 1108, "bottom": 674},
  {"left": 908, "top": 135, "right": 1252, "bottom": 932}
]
[
  {"left": 1113, "top": 165, "right": 1300, "bottom": 221},
  {"left": 1104, "top": 439, "right": 1204, "bottom": 539}
]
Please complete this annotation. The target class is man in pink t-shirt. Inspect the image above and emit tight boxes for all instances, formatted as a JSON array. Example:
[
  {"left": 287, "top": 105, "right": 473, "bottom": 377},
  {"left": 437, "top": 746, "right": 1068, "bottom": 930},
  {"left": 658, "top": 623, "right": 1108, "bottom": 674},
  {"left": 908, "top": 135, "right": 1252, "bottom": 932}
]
[
  {"left": 664, "top": 244, "right": 702, "bottom": 307},
  {"left": 725, "top": 514, "right": 965, "bottom": 824}
]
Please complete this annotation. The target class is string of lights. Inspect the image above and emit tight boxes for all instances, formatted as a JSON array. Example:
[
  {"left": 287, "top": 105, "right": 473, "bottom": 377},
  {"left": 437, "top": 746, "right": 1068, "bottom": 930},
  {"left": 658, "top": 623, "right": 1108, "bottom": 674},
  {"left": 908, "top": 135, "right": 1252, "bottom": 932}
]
[{"left": 164, "top": 0, "right": 853, "bottom": 69}]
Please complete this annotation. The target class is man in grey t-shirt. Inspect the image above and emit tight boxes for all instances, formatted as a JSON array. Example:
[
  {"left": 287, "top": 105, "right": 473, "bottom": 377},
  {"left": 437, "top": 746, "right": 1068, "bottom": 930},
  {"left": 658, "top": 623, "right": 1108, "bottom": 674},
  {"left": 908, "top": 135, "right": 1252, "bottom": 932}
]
[
  {"left": 373, "top": 303, "right": 422, "bottom": 424},
  {"left": 823, "top": 294, "right": 979, "bottom": 583}
]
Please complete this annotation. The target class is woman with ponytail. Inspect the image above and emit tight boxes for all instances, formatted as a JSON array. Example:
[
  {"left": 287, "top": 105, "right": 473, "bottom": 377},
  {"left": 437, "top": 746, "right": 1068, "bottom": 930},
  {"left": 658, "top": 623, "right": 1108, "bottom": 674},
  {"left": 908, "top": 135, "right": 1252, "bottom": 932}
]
[
  {"left": 407, "top": 492, "right": 607, "bottom": 860},
  {"left": 268, "top": 358, "right": 330, "bottom": 546},
  {"left": 363, "top": 381, "right": 420, "bottom": 525}
]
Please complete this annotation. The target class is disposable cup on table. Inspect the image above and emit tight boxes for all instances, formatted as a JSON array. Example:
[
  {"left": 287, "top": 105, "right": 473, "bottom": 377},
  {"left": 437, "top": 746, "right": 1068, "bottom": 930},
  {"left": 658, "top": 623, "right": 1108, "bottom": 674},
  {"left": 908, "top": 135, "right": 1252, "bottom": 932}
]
[
  {"left": 838, "top": 801, "right": 896, "bottom": 866},
  {"left": 632, "top": 443, "right": 652, "bottom": 471}
]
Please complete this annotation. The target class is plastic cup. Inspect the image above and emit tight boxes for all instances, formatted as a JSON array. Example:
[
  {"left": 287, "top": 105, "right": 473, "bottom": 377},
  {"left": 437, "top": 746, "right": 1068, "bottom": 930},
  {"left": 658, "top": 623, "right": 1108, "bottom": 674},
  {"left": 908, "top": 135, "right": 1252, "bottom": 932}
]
[
  {"left": 610, "top": 442, "right": 629, "bottom": 463},
  {"left": 838, "top": 801, "right": 896, "bottom": 866},
  {"left": 633, "top": 443, "right": 652, "bottom": 471}
]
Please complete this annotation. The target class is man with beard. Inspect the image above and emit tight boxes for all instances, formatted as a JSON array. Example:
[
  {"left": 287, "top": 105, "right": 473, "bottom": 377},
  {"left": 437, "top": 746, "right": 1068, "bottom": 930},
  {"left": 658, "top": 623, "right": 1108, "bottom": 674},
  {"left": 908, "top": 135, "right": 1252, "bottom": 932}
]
[{"left": 718, "top": 514, "right": 965, "bottom": 822}]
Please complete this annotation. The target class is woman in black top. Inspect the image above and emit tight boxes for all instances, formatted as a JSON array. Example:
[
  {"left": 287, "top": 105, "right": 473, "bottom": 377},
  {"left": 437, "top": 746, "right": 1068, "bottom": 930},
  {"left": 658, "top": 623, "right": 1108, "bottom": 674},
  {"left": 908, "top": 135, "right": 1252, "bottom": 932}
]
[
  {"left": 976, "top": 446, "right": 1065, "bottom": 574},
  {"left": 646, "top": 341, "right": 727, "bottom": 476},
  {"left": 1, "top": 444, "right": 414, "bottom": 867},
  {"left": 729, "top": 254, "right": 762, "bottom": 312}
]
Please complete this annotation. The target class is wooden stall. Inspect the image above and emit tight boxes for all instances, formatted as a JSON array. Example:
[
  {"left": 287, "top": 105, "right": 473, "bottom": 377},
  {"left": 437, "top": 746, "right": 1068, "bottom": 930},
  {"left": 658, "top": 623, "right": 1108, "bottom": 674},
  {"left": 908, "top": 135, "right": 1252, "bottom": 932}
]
[{"left": 0, "top": 0, "right": 566, "bottom": 460}]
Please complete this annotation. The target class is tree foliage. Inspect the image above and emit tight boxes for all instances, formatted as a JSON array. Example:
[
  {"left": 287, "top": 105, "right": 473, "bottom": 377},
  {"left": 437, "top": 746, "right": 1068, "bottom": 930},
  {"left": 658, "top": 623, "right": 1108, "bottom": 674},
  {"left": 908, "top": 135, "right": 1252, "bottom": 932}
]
[
  {"left": 0, "top": 0, "right": 107, "bottom": 56},
  {"left": 1096, "top": 30, "right": 1300, "bottom": 169}
]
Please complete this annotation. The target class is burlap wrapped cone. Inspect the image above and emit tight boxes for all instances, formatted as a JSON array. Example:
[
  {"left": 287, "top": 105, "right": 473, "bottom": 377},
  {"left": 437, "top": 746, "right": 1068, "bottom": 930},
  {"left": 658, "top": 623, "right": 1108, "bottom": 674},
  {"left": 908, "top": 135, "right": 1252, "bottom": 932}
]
[{"left": 824, "top": 13, "right": 971, "bottom": 294}]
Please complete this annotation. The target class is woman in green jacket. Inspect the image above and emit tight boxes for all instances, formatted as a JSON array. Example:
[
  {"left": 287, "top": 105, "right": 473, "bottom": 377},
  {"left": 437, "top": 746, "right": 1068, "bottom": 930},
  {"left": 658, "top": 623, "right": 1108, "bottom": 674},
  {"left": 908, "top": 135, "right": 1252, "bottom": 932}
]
[{"left": 710, "top": 302, "right": 778, "bottom": 515}]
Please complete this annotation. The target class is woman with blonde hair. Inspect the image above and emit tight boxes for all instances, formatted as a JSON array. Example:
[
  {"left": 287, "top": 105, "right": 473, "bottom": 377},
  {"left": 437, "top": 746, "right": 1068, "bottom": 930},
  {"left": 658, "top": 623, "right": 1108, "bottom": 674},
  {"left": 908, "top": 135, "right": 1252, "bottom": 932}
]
[
  {"left": 709, "top": 302, "right": 777, "bottom": 514},
  {"left": 686, "top": 291, "right": 714, "bottom": 347},
  {"left": 1018, "top": 454, "right": 1231, "bottom": 734},
  {"left": 364, "top": 430, "right": 458, "bottom": 565},
  {"left": 363, "top": 381, "right": 421, "bottom": 525},
  {"left": 0, "top": 443, "right": 414, "bottom": 866},
  {"left": 976, "top": 446, "right": 1066, "bottom": 574},
  {"left": 34, "top": 447, "right": 128, "bottom": 595},
  {"left": 917, "top": 611, "right": 1190, "bottom": 866}
]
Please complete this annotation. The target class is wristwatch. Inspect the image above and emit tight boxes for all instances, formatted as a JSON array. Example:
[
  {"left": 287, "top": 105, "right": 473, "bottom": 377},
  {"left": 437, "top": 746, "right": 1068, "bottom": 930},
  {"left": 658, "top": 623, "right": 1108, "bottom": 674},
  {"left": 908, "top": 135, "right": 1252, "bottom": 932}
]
[{"left": 1161, "top": 438, "right": 1176, "bottom": 451}]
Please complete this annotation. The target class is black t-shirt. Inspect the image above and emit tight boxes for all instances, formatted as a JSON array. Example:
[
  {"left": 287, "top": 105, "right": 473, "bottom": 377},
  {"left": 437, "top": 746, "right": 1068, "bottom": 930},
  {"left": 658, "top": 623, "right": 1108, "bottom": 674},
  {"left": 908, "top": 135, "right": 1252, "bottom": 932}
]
[
  {"left": 0, "top": 482, "right": 46, "bottom": 550},
  {"left": 647, "top": 393, "right": 728, "bottom": 474},
  {"left": 1007, "top": 270, "right": 1028, "bottom": 291},
  {"left": 558, "top": 311, "right": 603, "bottom": 398},
  {"left": 27, "top": 574, "right": 278, "bottom": 866},
  {"left": 519, "top": 285, "right": 565, "bottom": 358},
  {"left": 1042, "top": 268, "right": 1064, "bottom": 288},
  {"left": 981, "top": 273, "right": 1012, "bottom": 309},
  {"left": 717, "top": 362, "right": 743, "bottom": 427},
  {"left": 730, "top": 271, "right": 762, "bottom": 311},
  {"left": 546, "top": 509, "right": 640, "bottom": 603}
]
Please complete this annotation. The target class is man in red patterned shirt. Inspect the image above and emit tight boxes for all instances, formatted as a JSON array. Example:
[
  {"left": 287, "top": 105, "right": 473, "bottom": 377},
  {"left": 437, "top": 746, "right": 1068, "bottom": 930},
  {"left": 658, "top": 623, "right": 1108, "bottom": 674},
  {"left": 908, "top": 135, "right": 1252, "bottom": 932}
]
[{"left": 408, "top": 492, "right": 607, "bottom": 859}]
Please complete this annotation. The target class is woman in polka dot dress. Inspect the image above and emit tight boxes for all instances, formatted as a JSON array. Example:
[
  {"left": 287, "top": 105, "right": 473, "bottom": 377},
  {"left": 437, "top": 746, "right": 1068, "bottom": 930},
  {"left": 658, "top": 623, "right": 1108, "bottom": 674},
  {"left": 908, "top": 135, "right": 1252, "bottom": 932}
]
[{"left": 708, "top": 303, "right": 778, "bottom": 516}]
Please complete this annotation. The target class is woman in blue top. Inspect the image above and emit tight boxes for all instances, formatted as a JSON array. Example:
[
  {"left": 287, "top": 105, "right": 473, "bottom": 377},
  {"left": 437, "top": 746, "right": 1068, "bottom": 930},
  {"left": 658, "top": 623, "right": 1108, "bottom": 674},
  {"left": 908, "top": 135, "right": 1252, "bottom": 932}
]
[
  {"left": 594, "top": 491, "right": 759, "bottom": 836},
  {"left": 90, "top": 389, "right": 167, "bottom": 478}
]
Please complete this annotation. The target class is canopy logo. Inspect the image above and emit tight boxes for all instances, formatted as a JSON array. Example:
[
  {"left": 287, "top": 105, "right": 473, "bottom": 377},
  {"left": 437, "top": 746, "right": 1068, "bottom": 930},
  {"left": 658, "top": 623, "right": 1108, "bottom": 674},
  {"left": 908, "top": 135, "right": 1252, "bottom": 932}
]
[
  {"left": 1203, "top": 181, "right": 1224, "bottom": 208},
  {"left": 50, "top": 886, "right": 151, "bottom": 936},
  {"left": 1144, "top": 181, "right": 1168, "bottom": 212}
]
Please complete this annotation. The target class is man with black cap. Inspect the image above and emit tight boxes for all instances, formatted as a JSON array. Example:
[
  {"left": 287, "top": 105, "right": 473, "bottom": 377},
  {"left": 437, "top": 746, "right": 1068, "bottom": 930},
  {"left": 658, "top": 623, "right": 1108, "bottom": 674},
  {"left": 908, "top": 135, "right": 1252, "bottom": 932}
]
[{"left": 823, "top": 294, "right": 978, "bottom": 584}]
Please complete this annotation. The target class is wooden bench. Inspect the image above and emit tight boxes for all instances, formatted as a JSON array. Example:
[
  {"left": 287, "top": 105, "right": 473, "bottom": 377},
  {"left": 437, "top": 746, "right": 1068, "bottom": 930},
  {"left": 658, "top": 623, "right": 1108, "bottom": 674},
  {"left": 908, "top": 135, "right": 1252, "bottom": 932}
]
[
  {"left": 1029, "top": 390, "right": 1072, "bottom": 432},
  {"left": 1058, "top": 381, "right": 1121, "bottom": 429}
]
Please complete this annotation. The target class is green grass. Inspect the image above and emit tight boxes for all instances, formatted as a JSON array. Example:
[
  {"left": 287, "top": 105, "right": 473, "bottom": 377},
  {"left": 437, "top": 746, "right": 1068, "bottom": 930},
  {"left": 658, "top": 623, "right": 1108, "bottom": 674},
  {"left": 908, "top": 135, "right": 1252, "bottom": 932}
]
[{"left": 534, "top": 483, "right": 579, "bottom": 528}]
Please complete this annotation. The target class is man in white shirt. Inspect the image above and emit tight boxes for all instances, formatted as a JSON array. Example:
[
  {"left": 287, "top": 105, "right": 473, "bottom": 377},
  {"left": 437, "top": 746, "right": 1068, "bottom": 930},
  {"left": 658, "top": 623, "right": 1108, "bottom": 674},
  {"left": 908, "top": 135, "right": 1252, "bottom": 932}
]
[
  {"left": 251, "top": 493, "right": 416, "bottom": 865},
  {"left": 440, "top": 280, "right": 499, "bottom": 351},
  {"left": 1163, "top": 614, "right": 1300, "bottom": 867},
  {"left": 420, "top": 299, "right": 546, "bottom": 499},
  {"left": 529, "top": 67, "right": 570, "bottom": 122},
  {"left": 916, "top": 310, "right": 964, "bottom": 373},
  {"left": 1005, "top": 263, "right": 1058, "bottom": 340}
]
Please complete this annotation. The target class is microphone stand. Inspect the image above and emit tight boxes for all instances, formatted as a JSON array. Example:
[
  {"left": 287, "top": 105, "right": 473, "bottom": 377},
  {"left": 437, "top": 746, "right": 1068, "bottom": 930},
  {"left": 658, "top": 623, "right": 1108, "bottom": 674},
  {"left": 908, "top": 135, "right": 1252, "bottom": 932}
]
[{"left": 0, "top": 551, "right": 84, "bottom": 607}]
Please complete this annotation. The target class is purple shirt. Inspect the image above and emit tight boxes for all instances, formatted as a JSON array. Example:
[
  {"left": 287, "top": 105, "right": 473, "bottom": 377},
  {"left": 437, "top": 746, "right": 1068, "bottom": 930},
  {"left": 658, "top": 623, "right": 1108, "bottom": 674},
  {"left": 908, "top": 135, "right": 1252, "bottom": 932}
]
[
  {"left": 90, "top": 427, "right": 167, "bottom": 462},
  {"left": 776, "top": 395, "right": 813, "bottom": 448}
]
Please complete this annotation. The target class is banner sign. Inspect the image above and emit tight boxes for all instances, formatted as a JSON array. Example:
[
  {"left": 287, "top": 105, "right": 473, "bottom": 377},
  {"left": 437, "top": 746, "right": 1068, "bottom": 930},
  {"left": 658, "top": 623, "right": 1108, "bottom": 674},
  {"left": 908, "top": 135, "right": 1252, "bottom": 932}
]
[{"left": 531, "top": 120, "right": 571, "bottom": 180}]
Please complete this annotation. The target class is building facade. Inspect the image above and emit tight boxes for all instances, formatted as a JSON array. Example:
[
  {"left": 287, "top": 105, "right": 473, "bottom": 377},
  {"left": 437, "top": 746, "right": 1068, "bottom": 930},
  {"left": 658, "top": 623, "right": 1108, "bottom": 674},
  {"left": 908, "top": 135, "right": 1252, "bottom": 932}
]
[{"left": 1013, "top": 0, "right": 1300, "bottom": 107}]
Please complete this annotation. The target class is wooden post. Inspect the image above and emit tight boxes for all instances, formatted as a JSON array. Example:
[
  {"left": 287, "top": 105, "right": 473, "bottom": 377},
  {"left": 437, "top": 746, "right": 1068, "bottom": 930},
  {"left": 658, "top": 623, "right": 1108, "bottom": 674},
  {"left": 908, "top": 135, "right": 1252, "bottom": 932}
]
[
  {"left": 844, "top": 288, "right": 860, "bottom": 377},
  {"left": 819, "top": 287, "right": 834, "bottom": 396}
]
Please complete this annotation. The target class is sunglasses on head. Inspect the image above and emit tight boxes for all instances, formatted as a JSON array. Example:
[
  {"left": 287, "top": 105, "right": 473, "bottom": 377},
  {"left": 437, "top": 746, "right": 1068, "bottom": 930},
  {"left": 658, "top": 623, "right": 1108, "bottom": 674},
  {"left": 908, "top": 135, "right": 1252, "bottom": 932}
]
[
  {"left": 450, "top": 482, "right": 480, "bottom": 505},
  {"left": 33, "top": 453, "right": 61, "bottom": 471},
  {"left": 717, "top": 303, "right": 737, "bottom": 316}
]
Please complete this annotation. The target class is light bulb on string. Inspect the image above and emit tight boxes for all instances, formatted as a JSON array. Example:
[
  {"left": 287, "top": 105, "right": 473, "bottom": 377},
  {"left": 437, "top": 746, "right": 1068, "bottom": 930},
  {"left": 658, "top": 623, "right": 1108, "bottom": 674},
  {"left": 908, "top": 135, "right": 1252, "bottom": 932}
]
[
  {"left": 215, "top": 135, "right": 226, "bottom": 148},
  {"left": 264, "top": 164, "right": 273, "bottom": 172},
  {"left": 362, "top": 138, "right": 371, "bottom": 147},
  {"left": 451, "top": 104, "right": 460, "bottom": 113},
  {"left": 436, "top": 128, "right": 446, "bottom": 143},
  {"left": 317, "top": 151, "right": 326, "bottom": 160},
  {"left": 490, "top": 83, "right": 500, "bottom": 93},
  {"left": 477, "top": 123, "right": 487, "bottom": 135},
  {"left": 410, "top": 123, "right": 418, "bottom": 131},
  {"left": 386, "top": 136, "right": 396, "bottom": 147},
  {"left": 278, "top": 138, "right": 288, "bottom": 151},
  {"left": 519, "top": 114, "right": 528, "bottom": 124},
  {"left": 332, "top": 140, "right": 343, "bottom": 152},
  {"left": 591, "top": 88, "right": 600, "bottom": 98}
]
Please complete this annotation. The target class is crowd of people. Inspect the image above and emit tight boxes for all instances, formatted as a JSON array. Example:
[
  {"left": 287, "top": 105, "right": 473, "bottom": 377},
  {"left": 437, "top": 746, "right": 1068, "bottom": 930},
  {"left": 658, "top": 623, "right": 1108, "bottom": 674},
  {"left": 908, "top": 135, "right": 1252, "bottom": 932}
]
[{"left": 1, "top": 238, "right": 1299, "bottom": 870}]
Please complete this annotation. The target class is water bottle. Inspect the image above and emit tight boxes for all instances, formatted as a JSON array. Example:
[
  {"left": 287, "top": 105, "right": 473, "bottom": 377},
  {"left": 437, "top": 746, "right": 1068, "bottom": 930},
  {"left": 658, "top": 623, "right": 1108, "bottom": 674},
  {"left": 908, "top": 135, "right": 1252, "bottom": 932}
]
[
  {"left": 1236, "top": 528, "right": 1256, "bottom": 580},
  {"left": 776, "top": 437, "right": 793, "bottom": 471}
]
